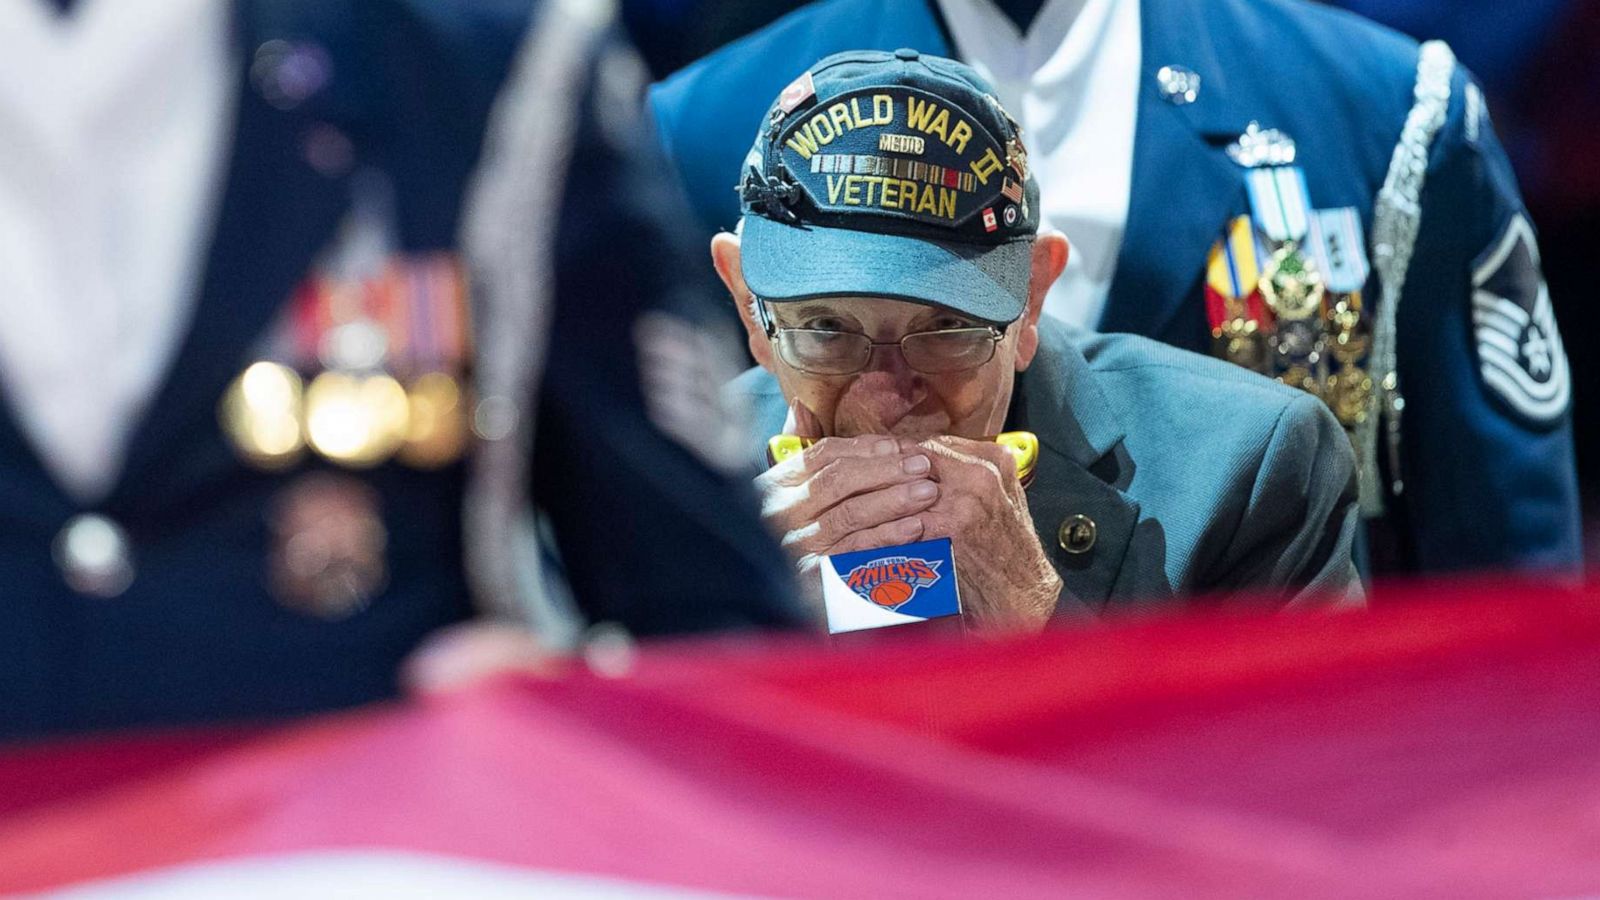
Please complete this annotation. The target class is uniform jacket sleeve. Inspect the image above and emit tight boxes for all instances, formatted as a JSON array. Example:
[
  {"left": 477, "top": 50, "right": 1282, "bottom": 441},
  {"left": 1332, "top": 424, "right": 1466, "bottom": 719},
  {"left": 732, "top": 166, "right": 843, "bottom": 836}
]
[
  {"left": 532, "top": 29, "right": 807, "bottom": 636},
  {"left": 1387, "top": 61, "right": 1582, "bottom": 575},
  {"left": 1212, "top": 394, "right": 1365, "bottom": 608}
]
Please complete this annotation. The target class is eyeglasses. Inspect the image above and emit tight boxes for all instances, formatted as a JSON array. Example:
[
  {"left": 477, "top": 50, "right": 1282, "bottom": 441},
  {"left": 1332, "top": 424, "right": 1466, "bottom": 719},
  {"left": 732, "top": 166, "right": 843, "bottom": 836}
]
[{"left": 755, "top": 299, "right": 1005, "bottom": 376}]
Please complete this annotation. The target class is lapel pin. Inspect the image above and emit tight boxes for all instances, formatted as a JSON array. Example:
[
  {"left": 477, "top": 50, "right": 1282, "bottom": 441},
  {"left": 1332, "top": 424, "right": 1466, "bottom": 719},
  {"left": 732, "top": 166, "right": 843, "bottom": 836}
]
[
  {"left": 1156, "top": 65, "right": 1201, "bottom": 105},
  {"left": 252, "top": 39, "right": 332, "bottom": 111},
  {"left": 1057, "top": 515, "right": 1097, "bottom": 555},
  {"left": 1227, "top": 121, "right": 1297, "bottom": 167}
]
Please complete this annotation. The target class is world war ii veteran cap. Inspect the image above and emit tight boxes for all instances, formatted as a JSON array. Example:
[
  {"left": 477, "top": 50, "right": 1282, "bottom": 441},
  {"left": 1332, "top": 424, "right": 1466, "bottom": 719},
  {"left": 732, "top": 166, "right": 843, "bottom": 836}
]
[{"left": 737, "top": 48, "right": 1040, "bottom": 326}]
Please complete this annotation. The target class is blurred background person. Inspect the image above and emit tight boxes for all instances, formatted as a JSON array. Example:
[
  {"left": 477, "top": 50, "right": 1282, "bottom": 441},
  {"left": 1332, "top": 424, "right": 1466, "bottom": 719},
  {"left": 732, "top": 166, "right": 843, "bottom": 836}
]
[
  {"left": 645, "top": 0, "right": 1588, "bottom": 586},
  {"left": 0, "top": 0, "right": 801, "bottom": 743}
]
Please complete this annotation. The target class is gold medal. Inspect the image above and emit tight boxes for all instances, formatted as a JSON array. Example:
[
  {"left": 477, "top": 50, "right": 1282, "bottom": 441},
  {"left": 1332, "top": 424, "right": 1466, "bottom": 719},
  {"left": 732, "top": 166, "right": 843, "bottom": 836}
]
[
  {"left": 1214, "top": 317, "right": 1267, "bottom": 372},
  {"left": 1328, "top": 295, "right": 1371, "bottom": 363},
  {"left": 219, "top": 361, "right": 306, "bottom": 470},
  {"left": 1330, "top": 326, "right": 1371, "bottom": 364},
  {"left": 269, "top": 473, "right": 388, "bottom": 620},
  {"left": 398, "top": 372, "right": 470, "bottom": 469},
  {"left": 1272, "top": 318, "right": 1323, "bottom": 363},
  {"left": 303, "top": 371, "right": 410, "bottom": 467},
  {"left": 1327, "top": 368, "right": 1374, "bottom": 426},
  {"left": 1259, "top": 244, "right": 1325, "bottom": 321},
  {"left": 1279, "top": 365, "right": 1319, "bottom": 396},
  {"left": 1330, "top": 296, "right": 1362, "bottom": 331}
]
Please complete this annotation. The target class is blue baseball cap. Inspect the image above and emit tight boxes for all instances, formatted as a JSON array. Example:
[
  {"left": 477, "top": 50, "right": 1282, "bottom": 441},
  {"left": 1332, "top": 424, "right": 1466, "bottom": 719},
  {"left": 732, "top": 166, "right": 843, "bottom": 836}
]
[{"left": 737, "top": 49, "right": 1040, "bottom": 326}]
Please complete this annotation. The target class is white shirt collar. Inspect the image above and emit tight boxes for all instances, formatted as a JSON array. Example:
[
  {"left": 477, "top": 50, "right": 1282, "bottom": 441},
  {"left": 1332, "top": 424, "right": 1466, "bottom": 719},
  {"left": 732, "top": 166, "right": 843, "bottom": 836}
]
[
  {"left": 0, "top": 0, "right": 235, "bottom": 500},
  {"left": 932, "top": 0, "right": 1143, "bottom": 329}
]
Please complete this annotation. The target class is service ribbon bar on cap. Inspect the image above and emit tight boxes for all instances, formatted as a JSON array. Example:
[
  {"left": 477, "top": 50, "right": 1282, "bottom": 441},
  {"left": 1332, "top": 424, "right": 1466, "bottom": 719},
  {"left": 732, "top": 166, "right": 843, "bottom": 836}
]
[{"left": 776, "top": 86, "right": 1019, "bottom": 233}]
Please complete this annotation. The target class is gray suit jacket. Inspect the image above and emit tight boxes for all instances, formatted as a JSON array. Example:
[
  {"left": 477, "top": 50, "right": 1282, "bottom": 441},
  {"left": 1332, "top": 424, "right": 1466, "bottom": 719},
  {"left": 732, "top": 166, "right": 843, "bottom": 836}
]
[{"left": 730, "top": 319, "right": 1364, "bottom": 615}]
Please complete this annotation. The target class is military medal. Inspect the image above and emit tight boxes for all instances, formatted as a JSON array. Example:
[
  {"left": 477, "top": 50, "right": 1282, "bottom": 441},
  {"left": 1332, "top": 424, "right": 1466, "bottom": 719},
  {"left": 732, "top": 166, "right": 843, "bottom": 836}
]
[
  {"left": 1245, "top": 161, "right": 1323, "bottom": 321},
  {"left": 397, "top": 254, "right": 473, "bottom": 468},
  {"left": 1306, "top": 208, "right": 1370, "bottom": 291},
  {"left": 1327, "top": 369, "right": 1374, "bottom": 426},
  {"left": 1280, "top": 365, "right": 1318, "bottom": 396},
  {"left": 1244, "top": 166, "right": 1312, "bottom": 243},
  {"left": 1204, "top": 217, "right": 1270, "bottom": 373},
  {"left": 221, "top": 246, "right": 475, "bottom": 473},
  {"left": 1005, "top": 135, "right": 1028, "bottom": 180},
  {"left": 1216, "top": 317, "right": 1267, "bottom": 372},
  {"left": 1307, "top": 208, "right": 1376, "bottom": 428},
  {"left": 1259, "top": 243, "right": 1324, "bottom": 321},
  {"left": 269, "top": 473, "right": 388, "bottom": 619},
  {"left": 219, "top": 361, "right": 306, "bottom": 470},
  {"left": 1215, "top": 130, "right": 1379, "bottom": 440},
  {"left": 303, "top": 370, "right": 410, "bottom": 467},
  {"left": 1328, "top": 296, "right": 1371, "bottom": 363},
  {"left": 399, "top": 371, "right": 469, "bottom": 468},
  {"left": 1273, "top": 318, "right": 1322, "bottom": 362}
]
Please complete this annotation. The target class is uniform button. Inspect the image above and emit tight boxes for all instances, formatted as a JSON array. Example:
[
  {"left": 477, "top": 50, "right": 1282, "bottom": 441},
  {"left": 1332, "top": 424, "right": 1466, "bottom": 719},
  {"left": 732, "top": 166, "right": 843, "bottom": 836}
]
[
  {"left": 894, "top": 48, "right": 921, "bottom": 61},
  {"left": 473, "top": 395, "right": 520, "bottom": 441},
  {"left": 1156, "top": 65, "right": 1201, "bottom": 105},
  {"left": 251, "top": 39, "right": 332, "bottom": 111},
  {"left": 302, "top": 124, "right": 355, "bottom": 178},
  {"left": 1057, "top": 514, "right": 1097, "bottom": 555},
  {"left": 54, "top": 514, "right": 135, "bottom": 598}
]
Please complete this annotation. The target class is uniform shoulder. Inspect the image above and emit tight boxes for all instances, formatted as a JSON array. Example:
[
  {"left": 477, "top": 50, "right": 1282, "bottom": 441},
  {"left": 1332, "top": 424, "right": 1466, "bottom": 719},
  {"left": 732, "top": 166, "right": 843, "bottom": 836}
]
[
  {"left": 1238, "top": 0, "right": 1422, "bottom": 76},
  {"left": 1077, "top": 330, "right": 1313, "bottom": 421},
  {"left": 1202, "top": 0, "right": 1427, "bottom": 160},
  {"left": 363, "top": 0, "right": 536, "bottom": 52},
  {"left": 655, "top": 0, "right": 868, "bottom": 105}
]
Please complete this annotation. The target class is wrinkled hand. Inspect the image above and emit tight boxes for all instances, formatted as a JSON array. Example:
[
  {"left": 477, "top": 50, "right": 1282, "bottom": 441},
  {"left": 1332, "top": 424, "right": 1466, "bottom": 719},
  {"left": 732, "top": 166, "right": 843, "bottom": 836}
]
[
  {"left": 906, "top": 435, "right": 1061, "bottom": 635},
  {"left": 755, "top": 404, "right": 942, "bottom": 617}
]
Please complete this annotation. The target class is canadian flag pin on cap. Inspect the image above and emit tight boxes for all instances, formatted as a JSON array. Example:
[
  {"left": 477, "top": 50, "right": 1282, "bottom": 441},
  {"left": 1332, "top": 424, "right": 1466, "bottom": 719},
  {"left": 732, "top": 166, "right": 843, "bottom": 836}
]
[{"left": 777, "top": 71, "right": 816, "bottom": 114}]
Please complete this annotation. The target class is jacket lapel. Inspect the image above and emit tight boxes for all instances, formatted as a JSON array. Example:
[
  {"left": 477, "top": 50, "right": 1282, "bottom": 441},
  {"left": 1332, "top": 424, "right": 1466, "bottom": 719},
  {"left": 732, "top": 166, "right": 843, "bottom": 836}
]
[
  {"left": 109, "top": 0, "right": 350, "bottom": 509},
  {"left": 0, "top": 384, "right": 74, "bottom": 526},
  {"left": 1100, "top": 0, "right": 1254, "bottom": 345},
  {"left": 1009, "top": 320, "right": 1139, "bottom": 613}
]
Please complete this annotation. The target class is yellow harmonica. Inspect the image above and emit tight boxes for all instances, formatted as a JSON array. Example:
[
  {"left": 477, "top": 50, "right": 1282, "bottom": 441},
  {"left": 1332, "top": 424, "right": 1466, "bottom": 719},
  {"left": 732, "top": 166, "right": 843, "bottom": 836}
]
[{"left": 766, "top": 432, "right": 1039, "bottom": 488}]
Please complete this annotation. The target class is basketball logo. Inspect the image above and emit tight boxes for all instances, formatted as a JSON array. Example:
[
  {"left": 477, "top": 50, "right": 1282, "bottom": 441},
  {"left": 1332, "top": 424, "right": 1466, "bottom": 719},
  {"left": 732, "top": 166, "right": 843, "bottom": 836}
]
[{"left": 844, "top": 555, "right": 942, "bottom": 611}]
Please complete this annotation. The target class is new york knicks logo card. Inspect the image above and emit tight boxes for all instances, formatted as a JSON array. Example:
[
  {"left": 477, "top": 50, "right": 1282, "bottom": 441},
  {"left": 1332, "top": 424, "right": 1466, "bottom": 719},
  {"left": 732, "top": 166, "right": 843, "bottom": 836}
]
[{"left": 820, "top": 537, "right": 961, "bottom": 634}]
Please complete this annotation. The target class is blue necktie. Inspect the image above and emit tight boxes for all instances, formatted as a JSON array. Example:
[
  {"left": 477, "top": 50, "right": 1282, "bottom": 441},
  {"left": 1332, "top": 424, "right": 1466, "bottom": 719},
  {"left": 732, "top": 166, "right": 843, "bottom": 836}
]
[{"left": 995, "top": 0, "right": 1046, "bottom": 33}]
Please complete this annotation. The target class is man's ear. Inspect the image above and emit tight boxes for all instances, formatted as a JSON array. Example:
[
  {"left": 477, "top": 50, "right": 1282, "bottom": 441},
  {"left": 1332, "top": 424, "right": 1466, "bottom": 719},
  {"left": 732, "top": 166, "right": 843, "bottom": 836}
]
[
  {"left": 1015, "top": 232, "right": 1068, "bottom": 371},
  {"left": 710, "top": 232, "right": 776, "bottom": 371}
]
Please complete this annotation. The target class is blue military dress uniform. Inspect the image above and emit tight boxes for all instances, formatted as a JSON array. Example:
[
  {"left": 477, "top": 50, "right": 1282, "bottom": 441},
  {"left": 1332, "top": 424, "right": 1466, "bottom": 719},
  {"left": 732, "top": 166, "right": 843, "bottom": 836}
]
[
  {"left": 650, "top": 0, "right": 1583, "bottom": 577},
  {"left": 0, "top": 0, "right": 802, "bottom": 742}
]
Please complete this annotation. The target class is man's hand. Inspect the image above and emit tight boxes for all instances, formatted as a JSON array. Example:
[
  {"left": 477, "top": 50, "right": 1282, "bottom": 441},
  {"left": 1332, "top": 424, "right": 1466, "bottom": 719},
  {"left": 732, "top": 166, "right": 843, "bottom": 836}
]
[
  {"left": 755, "top": 405, "right": 942, "bottom": 616},
  {"left": 753, "top": 404, "right": 1059, "bottom": 633},
  {"left": 908, "top": 436, "right": 1061, "bottom": 635}
]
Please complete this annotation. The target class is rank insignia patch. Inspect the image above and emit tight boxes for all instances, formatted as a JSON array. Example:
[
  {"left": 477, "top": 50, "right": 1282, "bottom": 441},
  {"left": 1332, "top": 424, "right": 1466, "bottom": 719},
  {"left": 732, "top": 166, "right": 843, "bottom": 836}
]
[{"left": 1471, "top": 214, "right": 1570, "bottom": 426}]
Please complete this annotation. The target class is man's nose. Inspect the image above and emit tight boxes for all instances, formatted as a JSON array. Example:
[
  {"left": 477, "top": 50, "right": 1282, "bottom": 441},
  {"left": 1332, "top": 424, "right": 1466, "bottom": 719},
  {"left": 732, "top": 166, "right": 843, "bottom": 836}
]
[{"left": 861, "top": 342, "right": 923, "bottom": 394}]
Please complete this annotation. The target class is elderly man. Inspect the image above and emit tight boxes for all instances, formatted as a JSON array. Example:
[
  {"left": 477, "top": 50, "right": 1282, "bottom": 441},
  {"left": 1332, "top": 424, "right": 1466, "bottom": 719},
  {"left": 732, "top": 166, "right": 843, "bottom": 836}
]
[{"left": 714, "top": 50, "right": 1362, "bottom": 631}]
